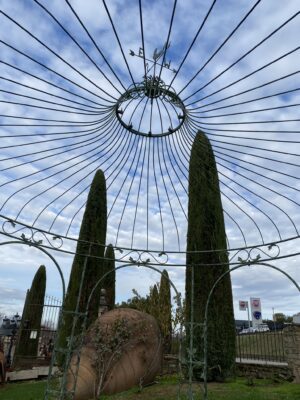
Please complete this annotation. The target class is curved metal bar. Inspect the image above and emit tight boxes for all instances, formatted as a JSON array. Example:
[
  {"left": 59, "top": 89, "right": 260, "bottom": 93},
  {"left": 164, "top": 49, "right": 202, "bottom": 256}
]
[
  {"left": 1, "top": 212, "right": 299, "bottom": 262},
  {"left": 177, "top": 0, "right": 262, "bottom": 97},
  {"left": 202, "top": 262, "right": 300, "bottom": 398},
  {"left": 115, "top": 81, "right": 186, "bottom": 137},
  {"left": 87, "top": 263, "right": 182, "bottom": 314},
  {"left": 83, "top": 263, "right": 184, "bottom": 397},
  {"left": 183, "top": 12, "right": 300, "bottom": 102},
  {"left": 0, "top": 239, "right": 65, "bottom": 299},
  {"left": 0, "top": 40, "right": 114, "bottom": 105},
  {"left": 0, "top": 60, "right": 105, "bottom": 107}
]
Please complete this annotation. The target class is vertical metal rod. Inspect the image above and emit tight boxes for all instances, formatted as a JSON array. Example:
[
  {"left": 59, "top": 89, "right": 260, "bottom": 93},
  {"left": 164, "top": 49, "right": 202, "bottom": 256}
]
[
  {"left": 272, "top": 330, "right": 276, "bottom": 361},
  {"left": 65, "top": 245, "right": 92, "bottom": 398},
  {"left": 237, "top": 334, "right": 242, "bottom": 363},
  {"left": 44, "top": 306, "right": 63, "bottom": 399},
  {"left": 188, "top": 264, "right": 194, "bottom": 399},
  {"left": 176, "top": 294, "right": 183, "bottom": 400},
  {"left": 247, "top": 303, "right": 251, "bottom": 329},
  {"left": 257, "top": 332, "right": 260, "bottom": 361},
  {"left": 261, "top": 331, "right": 265, "bottom": 361},
  {"left": 280, "top": 330, "right": 285, "bottom": 362},
  {"left": 50, "top": 297, "right": 56, "bottom": 342},
  {"left": 45, "top": 244, "right": 91, "bottom": 400},
  {"left": 203, "top": 299, "right": 208, "bottom": 400}
]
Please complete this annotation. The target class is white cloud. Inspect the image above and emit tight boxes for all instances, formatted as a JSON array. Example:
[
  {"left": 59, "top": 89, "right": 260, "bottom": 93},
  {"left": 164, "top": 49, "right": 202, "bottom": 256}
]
[{"left": 0, "top": 0, "right": 299, "bottom": 320}]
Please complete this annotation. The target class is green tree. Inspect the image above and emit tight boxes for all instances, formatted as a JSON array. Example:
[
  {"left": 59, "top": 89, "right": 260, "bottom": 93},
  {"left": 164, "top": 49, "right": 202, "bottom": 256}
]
[
  {"left": 159, "top": 270, "right": 172, "bottom": 353},
  {"left": 103, "top": 244, "right": 115, "bottom": 310},
  {"left": 118, "top": 290, "right": 150, "bottom": 313},
  {"left": 148, "top": 284, "right": 160, "bottom": 321},
  {"left": 15, "top": 265, "right": 46, "bottom": 363},
  {"left": 274, "top": 313, "right": 285, "bottom": 323},
  {"left": 185, "top": 131, "right": 235, "bottom": 381},
  {"left": 58, "top": 170, "right": 107, "bottom": 358},
  {"left": 119, "top": 284, "right": 159, "bottom": 318},
  {"left": 274, "top": 313, "right": 293, "bottom": 323}
]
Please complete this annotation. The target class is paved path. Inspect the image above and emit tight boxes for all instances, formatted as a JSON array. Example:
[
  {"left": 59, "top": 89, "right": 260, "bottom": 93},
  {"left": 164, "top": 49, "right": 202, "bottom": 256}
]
[{"left": 6, "top": 366, "right": 58, "bottom": 381}]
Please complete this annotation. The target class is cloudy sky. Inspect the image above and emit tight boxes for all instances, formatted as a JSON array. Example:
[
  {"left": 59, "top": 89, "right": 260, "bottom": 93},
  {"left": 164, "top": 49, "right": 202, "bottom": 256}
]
[{"left": 0, "top": 0, "right": 299, "bottom": 321}]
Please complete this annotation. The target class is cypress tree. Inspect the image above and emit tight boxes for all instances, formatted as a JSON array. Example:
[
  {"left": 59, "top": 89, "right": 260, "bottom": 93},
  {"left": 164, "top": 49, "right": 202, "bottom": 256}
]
[
  {"left": 148, "top": 284, "right": 160, "bottom": 320},
  {"left": 15, "top": 265, "right": 46, "bottom": 362},
  {"left": 159, "top": 270, "right": 172, "bottom": 353},
  {"left": 185, "top": 131, "right": 235, "bottom": 381},
  {"left": 58, "top": 169, "right": 107, "bottom": 356},
  {"left": 103, "top": 244, "right": 115, "bottom": 310}
]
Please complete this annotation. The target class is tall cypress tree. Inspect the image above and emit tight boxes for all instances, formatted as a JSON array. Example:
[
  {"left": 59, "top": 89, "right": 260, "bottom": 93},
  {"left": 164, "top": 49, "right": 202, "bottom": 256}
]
[
  {"left": 185, "top": 131, "right": 235, "bottom": 381},
  {"left": 103, "top": 244, "right": 115, "bottom": 310},
  {"left": 148, "top": 284, "right": 160, "bottom": 321},
  {"left": 58, "top": 169, "right": 107, "bottom": 355},
  {"left": 159, "top": 270, "right": 172, "bottom": 353},
  {"left": 15, "top": 265, "right": 46, "bottom": 363}
]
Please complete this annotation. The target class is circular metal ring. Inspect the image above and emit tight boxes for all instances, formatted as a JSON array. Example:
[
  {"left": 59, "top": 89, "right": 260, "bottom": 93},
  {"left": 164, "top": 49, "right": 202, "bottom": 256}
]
[{"left": 115, "top": 78, "right": 187, "bottom": 137}]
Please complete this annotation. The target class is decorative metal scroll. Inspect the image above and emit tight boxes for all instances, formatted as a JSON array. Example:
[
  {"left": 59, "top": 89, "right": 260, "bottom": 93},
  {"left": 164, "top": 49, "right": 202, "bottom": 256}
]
[
  {"left": 1, "top": 214, "right": 298, "bottom": 267},
  {"left": 1, "top": 216, "right": 63, "bottom": 250}
]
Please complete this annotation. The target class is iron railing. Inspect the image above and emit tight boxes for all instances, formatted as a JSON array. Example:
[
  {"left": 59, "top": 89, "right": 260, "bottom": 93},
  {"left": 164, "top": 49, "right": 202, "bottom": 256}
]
[
  {"left": 12, "top": 295, "right": 62, "bottom": 368},
  {"left": 236, "top": 330, "right": 286, "bottom": 363}
]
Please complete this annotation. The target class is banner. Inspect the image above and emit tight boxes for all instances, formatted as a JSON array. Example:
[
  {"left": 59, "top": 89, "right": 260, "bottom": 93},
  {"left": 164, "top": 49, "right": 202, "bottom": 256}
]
[
  {"left": 239, "top": 300, "right": 248, "bottom": 311},
  {"left": 250, "top": 297, "right": 263, "bottom": 327}
]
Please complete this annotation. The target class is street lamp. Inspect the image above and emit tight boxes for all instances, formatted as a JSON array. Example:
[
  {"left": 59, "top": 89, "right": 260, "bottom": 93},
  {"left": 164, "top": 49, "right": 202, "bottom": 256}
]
[{"left": 272, "top": 308, "right": 277, "bottom": 332}]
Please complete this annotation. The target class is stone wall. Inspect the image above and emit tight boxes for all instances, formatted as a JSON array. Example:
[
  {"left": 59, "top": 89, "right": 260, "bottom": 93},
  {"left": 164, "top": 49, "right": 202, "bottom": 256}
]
[
  {"left": 283, "top": 324, "right": 300, "bottom": 383},
  {"left": 236, "top": 361, "right": 293, "bottom": 381}
]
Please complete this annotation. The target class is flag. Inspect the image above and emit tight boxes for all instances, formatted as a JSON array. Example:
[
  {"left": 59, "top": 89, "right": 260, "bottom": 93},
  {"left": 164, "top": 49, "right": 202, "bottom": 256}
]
[
  {"left": 251, "top": 298, "right": 261, "bottom": 308},
  {"left": 239, "top": 300, "right": 248, "bottom": 311},
  {"left": 250, "top": 297, "right": 263, "bottom": 326}
]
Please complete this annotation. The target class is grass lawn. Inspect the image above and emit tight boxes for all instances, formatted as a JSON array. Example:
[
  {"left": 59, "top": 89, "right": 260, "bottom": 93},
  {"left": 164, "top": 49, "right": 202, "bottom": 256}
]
[
  {"left": 1, "top": 376, "right": 300, "bottom": 400},
  {"left": 0, "top": 380, "right": 46, "bottom": 400}
]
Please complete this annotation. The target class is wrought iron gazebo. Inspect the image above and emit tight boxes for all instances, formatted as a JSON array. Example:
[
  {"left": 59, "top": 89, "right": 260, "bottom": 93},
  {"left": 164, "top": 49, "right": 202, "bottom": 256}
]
[{"left": 0, "top": 1, "right": 299, "bottom": 399}]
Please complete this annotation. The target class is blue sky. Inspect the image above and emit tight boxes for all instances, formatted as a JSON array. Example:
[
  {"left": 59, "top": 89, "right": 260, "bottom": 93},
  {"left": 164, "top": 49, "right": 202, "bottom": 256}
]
[{"left": 0, "top": 0, "right": 299, "bottom": 321}]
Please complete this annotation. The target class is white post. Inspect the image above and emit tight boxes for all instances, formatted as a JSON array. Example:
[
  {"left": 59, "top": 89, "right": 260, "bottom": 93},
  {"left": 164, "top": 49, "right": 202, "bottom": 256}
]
[
  {"left": 273, "top": 307, "right": 277, "bottom": 332},
  {"left": 247, "top": 303, "right": 251, "bottom": 328}
]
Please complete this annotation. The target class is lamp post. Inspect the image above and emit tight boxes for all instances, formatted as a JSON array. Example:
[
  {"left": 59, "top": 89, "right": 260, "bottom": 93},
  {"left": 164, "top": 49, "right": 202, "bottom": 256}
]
[
  {"left": 247, "top": 302, "right": 251, "bottom": 329},
  {"left": 272, "top": 308, "right": 277, "bottom": 332}
]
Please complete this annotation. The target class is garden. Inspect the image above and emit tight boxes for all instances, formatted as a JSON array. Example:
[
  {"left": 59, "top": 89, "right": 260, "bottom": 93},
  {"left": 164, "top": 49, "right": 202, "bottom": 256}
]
[
  {"left": 1, "top": 376, "right": 300, "bottom": 400},
  {"left": 0, "top": 1, "right": 300, "bottom": 400}
]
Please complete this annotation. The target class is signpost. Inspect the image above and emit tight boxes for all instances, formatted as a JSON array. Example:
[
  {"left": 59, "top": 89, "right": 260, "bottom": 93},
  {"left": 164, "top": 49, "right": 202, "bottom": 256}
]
[
  {"left": 250, "top": 297, "right": 263, "bottom": 328},
  {"left": 239, "top": 300, "right": 250, "bottom": 328}
]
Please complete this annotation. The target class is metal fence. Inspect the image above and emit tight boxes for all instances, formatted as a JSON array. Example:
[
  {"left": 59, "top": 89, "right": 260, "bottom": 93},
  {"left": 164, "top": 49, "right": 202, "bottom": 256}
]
[
  {"left": 168, "top": 331, "right": 286, "bottom": 365},
  {"left": 12, "top": 295, "right": 62, "bottom": 368},
  {"left": 39, "top": 295, "right": 62, "bottom": 349},
  {"left": 236, "top": 330, "right": 286, "bottom": 363}
]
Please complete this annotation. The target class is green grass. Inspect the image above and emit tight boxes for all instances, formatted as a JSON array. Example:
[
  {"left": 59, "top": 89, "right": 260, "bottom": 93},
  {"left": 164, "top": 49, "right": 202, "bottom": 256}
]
[
  {"left": 1, "top": 376, "right": 300, "bottom": 400},
  {"left": 0, "top": 380, "right": 46, "bottom": 400}
]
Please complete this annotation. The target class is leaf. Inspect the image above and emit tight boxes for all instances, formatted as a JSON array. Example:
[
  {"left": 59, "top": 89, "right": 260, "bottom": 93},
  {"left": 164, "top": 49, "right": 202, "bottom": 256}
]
[
  {"left": 193, "top": 361, "right": 204, "bottom": 368},
  {"left": 186, "top": 348, "right": 197, "bottom": 356},
  {"left": 253, "top": 254, "right": 261, "bottom": 262}
]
